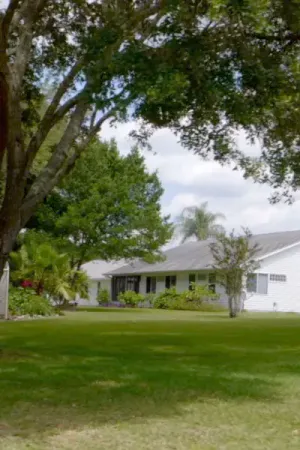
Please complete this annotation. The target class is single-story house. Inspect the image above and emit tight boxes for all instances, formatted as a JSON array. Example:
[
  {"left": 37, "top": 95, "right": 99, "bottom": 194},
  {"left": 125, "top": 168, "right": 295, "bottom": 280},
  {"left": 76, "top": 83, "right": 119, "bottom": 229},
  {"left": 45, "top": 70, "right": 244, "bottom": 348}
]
[
  {"left": 106, "top": 230, "right": 300, "bottom": 313},
  {"left": 78, "top": 260, "right": 125, "bottom": 305}
]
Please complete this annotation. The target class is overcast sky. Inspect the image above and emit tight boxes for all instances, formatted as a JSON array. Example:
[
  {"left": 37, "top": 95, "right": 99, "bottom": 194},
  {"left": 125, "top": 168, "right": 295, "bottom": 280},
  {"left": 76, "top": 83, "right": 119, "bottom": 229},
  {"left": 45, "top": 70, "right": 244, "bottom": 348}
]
[{"left": 101, "top": 121, "right": 300, "bottom": 235}]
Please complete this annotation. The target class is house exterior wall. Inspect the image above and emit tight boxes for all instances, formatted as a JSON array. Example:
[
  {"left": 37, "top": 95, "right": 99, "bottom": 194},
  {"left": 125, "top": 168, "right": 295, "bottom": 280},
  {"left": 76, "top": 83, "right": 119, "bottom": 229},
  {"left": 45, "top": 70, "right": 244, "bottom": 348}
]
[
  {"left": 245, "top": 245, "right": 300, "bottom": 312},
  {"left": 77, "top": 278, "right": 111, "bottom": 306},
  {"left": 139, "top": 271, "right": 228, "bottom": 307}
]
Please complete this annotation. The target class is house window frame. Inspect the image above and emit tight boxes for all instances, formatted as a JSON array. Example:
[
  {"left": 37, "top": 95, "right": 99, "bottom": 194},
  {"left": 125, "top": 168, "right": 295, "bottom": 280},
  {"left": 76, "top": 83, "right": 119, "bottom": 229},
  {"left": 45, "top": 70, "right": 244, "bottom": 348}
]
[
  {"left": 97, "top": 281, "right": 101, "bottom": 296},
  {"left": 146, "top": 276, "right": 157, "bottom": 293},
  {"left": 189, "top": 273, "right": 196, "bottom": 290},
  {"left": 246, "top": 273, "right": 268, "bottom": 295},
  {"left": 165, "top": 275, "right": 177, "bottom": 289}
]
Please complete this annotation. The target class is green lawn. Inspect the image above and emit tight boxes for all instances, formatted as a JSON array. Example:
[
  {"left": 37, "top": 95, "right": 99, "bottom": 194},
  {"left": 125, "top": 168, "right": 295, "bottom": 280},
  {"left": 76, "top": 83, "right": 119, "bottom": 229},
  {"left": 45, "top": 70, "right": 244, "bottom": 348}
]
[{"left": 1, "top": 310, "right": 300, "bottom": 449}]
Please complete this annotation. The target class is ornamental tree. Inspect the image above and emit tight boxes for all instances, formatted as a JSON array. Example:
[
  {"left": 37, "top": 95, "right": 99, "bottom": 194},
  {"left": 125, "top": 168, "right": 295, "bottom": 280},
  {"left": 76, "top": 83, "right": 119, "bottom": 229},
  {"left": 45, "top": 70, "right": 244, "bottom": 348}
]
[{"left": 210, "top": 229, "right": 260, "bottom": 318}]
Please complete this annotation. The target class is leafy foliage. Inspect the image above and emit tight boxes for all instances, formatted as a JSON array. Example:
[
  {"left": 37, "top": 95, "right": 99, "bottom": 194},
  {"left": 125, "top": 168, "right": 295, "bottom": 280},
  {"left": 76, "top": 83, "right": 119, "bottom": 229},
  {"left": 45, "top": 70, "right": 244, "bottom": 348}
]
[
  {"left": 153, "top": 288, "right": 181, "bottom": 309},
  {"left": 177, "top": 202, "right": 225, "bottom": 243},
  {"left": 27, "top": 139, "right": 172, "bottom": 268},
  {"left": 118, "top": 291, "right": 145, "bottom": 308},
  {"left": 97, "top": 288, "right": 110, "bottom": 305},
  {"left": 153, "top": 284, "right": 219, "bottom": 311},
  {"left": 182, "top": 283, "right": 219, "bottom": 304},
  {"left": 210, "top": 229, "right": 260, "bottom": 318},
  {"left": 10, "top": 234, "right": 89, "bottom": 306},
  {"left": 9, "top": 287, "right": 54, "bottom": 317}
]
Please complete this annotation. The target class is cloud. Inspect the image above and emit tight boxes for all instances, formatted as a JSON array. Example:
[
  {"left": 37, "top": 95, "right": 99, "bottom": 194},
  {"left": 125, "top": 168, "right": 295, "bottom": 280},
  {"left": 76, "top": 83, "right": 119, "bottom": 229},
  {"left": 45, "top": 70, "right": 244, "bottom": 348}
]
[
  {"left": 101, "top": 121, "right": 300, "bottom": 235},
  {"left": 0, "top": 0, "right": 8, "bottom": 9}
]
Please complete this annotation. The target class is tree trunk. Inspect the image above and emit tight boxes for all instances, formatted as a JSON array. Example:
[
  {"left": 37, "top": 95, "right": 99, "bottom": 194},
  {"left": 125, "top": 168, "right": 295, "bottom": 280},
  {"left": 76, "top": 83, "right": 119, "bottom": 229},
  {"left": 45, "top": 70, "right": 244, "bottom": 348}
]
[
  {"left": 0, "top": 213, "right": 21, "bottom": 278},
  {"left": 228, "top": 296, "right": 237, "bottom": 318}
]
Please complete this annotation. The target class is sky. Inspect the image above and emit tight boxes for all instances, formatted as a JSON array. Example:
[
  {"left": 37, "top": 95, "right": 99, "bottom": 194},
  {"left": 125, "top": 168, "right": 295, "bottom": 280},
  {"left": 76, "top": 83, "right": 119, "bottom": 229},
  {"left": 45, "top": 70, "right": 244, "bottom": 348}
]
[{"left": 101, "top": 121, "right": 300, "bottom": 236}]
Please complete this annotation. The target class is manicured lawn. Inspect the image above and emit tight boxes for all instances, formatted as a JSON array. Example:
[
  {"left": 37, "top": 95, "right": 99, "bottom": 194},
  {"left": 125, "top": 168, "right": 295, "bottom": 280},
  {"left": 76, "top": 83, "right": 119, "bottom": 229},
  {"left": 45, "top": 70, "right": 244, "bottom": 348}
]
[{"left": 1, "top": 310, "right": 300, "bottom": 449}]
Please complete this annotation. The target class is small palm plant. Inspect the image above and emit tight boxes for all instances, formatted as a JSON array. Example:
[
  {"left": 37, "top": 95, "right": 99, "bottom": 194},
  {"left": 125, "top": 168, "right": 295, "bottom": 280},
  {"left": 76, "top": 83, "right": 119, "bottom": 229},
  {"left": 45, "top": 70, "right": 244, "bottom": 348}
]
[{"left": 10, "top": 238, "right": 88, "bottom": 306}]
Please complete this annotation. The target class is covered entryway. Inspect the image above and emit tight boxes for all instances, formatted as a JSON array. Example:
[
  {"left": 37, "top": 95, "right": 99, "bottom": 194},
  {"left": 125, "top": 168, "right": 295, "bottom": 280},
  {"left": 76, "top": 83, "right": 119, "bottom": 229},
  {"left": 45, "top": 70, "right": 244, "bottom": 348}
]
[{"left": 111, "top": 276, "right": 140, "bottom": 301}]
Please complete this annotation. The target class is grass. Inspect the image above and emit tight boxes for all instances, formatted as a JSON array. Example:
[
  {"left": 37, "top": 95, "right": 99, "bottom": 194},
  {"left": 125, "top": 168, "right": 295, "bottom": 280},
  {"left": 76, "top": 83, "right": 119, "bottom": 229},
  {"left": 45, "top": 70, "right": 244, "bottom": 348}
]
[{"left": 1, "top": 309, "right": 300, "bottom": 449}]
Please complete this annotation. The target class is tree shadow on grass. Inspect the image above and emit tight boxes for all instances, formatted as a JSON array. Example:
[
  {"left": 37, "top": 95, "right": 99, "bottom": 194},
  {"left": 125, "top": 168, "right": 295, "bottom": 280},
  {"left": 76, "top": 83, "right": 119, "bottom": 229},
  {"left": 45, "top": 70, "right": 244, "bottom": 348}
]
[{"left": 0, "top": 317, "right": 299, "bottom": 439}]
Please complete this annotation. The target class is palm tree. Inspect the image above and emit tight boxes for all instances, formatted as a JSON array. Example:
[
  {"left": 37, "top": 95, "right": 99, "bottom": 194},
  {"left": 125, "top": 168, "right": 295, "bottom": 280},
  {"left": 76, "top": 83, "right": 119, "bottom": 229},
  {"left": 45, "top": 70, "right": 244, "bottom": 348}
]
[
  {"left": 177, "top": 202, "right": 226, "bottom": 243},
  {"left": 10, "top": 238, "right": 89, "bottom": 305}
]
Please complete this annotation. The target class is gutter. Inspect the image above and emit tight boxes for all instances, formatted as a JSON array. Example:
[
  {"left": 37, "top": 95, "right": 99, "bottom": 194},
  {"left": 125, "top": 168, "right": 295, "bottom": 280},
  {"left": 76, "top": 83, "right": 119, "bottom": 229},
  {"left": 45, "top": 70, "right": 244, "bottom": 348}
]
[{"left": 257, "top": 240, "right": 300, "bottom": 261}]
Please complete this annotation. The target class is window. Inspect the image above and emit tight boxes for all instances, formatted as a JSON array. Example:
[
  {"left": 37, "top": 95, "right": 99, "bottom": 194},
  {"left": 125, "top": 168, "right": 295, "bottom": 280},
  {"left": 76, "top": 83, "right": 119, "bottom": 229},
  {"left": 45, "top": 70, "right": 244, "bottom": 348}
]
[
  {"left": 165, "top": 275, "right": 176, "bottom": 289},
  {"left": 270, "top": 274, "right": 287, "bottom": 282},
  {"left": 189, "top": 274, "right": 196, "bottom": 290},
  {"left": 97, "top": 281, "right": 101, "bottom": 296},
  {"left": 208, "top": 273, "right": 216, "bottom": 293},
  {"left": 246, "top": 274, "right": 257, "bottom": 293},
  {"left": 126, "top": 276, "right": 140, "bottom": 293},
  {"left": 246, "top": 273, "right": 268, "bottom": 294},
  {"left": 146, "top": 276, "right": 157, "bottom": 293},
  {"left": 208, "top": 273, "right": 216, "bottom": 284}
]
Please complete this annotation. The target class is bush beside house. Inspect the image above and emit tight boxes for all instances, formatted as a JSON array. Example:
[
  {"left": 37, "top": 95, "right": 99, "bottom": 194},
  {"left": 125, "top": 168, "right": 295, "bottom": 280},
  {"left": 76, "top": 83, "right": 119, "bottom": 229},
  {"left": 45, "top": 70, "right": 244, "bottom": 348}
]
[
  {"left": 118, "top": 290, "right": 145, "bottom": 308},
  {"left": 97, "top": 288, "right": 110, "bottom": 306},
  {"left": 117, "top": 284, "right": 224, "bottom": 312}
]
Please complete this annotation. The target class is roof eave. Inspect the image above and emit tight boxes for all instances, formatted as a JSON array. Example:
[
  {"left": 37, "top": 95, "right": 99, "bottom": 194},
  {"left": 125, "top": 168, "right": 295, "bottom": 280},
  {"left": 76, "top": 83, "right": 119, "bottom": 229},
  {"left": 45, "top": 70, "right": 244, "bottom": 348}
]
[{"left": 257, "top": 240, "right": 300, "bottom": 261}]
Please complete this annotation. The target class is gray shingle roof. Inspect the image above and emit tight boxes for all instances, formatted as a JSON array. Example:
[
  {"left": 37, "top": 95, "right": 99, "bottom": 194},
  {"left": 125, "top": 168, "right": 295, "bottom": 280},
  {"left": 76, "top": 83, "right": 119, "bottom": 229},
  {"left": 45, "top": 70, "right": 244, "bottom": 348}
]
[
  {"left": 81, "top": 260, "right": 125, "bottom": 280},
  {"left": 107, "top": 230, "right": 300, "bottom": 276}
]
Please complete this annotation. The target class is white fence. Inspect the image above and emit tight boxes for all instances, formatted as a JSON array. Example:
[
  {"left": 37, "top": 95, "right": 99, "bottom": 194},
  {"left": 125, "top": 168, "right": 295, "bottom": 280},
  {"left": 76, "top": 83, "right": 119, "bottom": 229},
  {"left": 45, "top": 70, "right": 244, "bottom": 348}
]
[{"left": 0, "top": 263, "right": 9, "bottom": 319}]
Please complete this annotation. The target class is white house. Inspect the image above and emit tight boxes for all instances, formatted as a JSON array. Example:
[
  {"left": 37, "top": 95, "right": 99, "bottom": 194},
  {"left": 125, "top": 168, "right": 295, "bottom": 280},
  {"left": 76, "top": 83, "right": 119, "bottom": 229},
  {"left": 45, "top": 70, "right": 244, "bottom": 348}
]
[
  {"left": 106, "top": 230, "right": 300, "bottom": 313},
  {"left": 79, "top": 260, "right": 125, "bottom": 305}
]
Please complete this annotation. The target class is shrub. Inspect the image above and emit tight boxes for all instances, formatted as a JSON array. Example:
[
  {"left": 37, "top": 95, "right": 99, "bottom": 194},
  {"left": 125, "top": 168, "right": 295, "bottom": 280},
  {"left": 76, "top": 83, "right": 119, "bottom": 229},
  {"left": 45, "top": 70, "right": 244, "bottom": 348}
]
[
  {"left": 9, "top": 287, "right": 55, "bottom": 316},
  {"left": 144, "top": 293, "right": 157, "bottom": 307},
  {"left": 153, "top": 285, "right": 222, "bottom": 311},
  {"left": 97, "top": 288, "right": 110, "bottom": 305},
  {"left": 182, "top": 283, "right": 219, "bottom": 305},
  {"left": 153, "top": 288, "right": 181, "bottom": 309},
  {"left": 118, "top": 290, "right": 145, "bottom": 307}
]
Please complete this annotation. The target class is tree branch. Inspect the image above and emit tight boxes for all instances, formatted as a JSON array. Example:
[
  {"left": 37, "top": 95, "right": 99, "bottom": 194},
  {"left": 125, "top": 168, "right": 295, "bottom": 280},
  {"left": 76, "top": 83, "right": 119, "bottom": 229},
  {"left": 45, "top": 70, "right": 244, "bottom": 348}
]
[
  {"left": 25, "top": 60, "right": 85, "bottom": 170},
  {"left": 51, "top": 91, "right": 86, "bottom": 125},
  {"left": 21, "top": 107, "right": 115, "bottom": 225},
  {"left": 1, "top": 0, "right": 22, "bottom": 42},
  {"left": 22, "top": 100, "right": 89, "bottom": 215},
  {"left": 11, "top": 0, "right": 47, "bottom": 91},
  {"left": 251, "top": 31, "right": 300, "bottom": 44}
]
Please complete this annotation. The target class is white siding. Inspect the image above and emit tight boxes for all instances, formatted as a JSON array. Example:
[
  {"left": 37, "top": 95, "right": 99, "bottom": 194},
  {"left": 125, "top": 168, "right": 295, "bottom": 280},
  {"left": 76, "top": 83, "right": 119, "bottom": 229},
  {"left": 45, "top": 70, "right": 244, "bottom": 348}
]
[
  {"left": 245, "top": 245, "right": 300, "bottom": 312},
  {"left": 78, "top": 278, "right": 112, "bottom": 306}
]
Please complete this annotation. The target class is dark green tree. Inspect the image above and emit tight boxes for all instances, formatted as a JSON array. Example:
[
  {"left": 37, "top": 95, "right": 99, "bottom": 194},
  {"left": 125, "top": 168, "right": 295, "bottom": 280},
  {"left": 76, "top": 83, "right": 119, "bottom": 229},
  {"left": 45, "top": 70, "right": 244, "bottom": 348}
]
[
  {"left": 27, "top": 139, "right": 172, "bottom": 270},
  {"left": 0, "top": 0, "right": 299, "bottom": 276}
]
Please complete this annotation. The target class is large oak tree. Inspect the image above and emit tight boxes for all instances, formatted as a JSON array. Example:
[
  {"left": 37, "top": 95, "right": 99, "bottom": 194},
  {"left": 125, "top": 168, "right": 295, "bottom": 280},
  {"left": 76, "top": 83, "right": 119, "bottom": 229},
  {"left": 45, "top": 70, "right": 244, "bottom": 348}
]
[{"left": 0, "top": 0, "right": 299, "bottom": 276}]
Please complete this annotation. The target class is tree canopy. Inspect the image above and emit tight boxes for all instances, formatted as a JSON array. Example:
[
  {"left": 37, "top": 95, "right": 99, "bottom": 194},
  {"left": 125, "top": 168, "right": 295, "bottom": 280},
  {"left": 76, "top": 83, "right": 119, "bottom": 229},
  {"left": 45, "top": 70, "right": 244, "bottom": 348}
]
[
  {"left": 0, "top": 0, "right": 299, "bottom": 274},
  {"left": 26, "top": 139, "right": 172, "bottom": 268}
]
